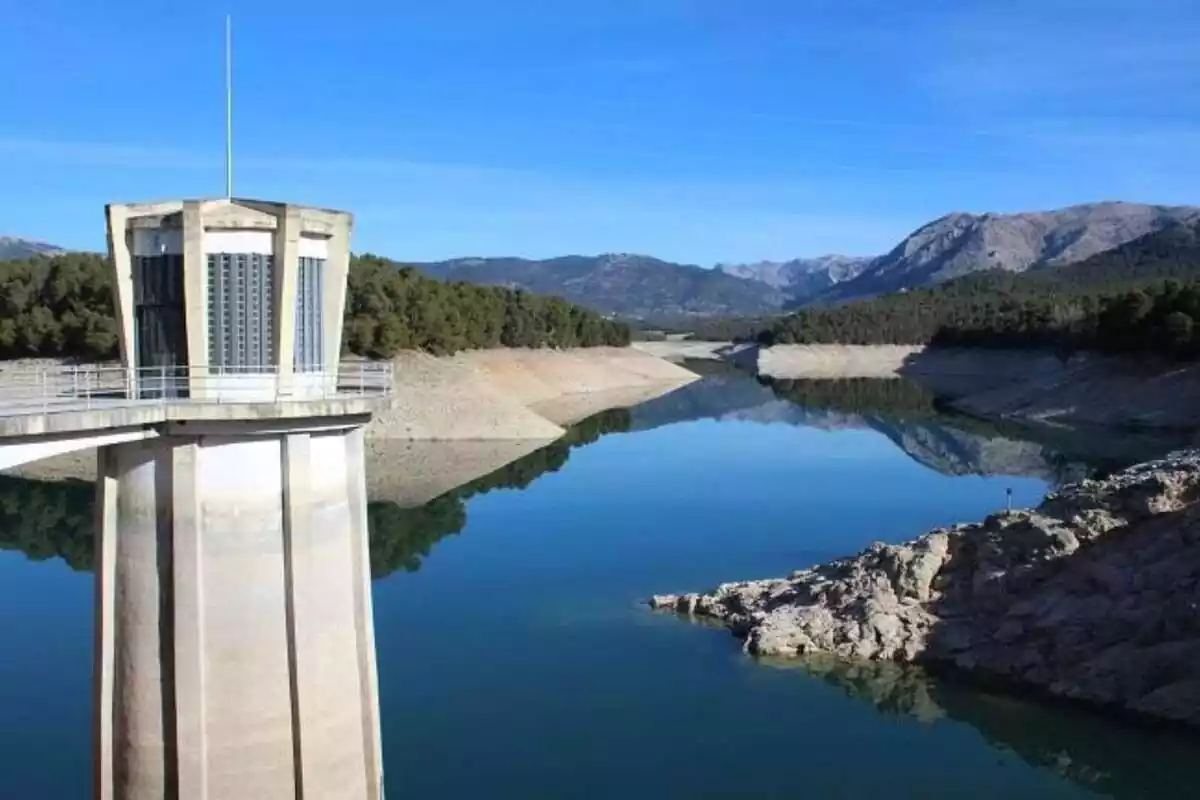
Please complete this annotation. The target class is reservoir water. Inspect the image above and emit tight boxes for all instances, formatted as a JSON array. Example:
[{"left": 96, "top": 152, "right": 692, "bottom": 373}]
[{"left": 2, "top": 368, "right": 1198, "bottom": 798}]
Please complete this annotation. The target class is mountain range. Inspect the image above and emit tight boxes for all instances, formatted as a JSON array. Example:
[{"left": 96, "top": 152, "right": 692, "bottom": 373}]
[
  {"left": 414, "top": 202, "right": 1200, "bottom": 317},
  {"left": 413, "top": 253, "right": 788, "bottom": 319},
  {"left": 824, "top": 201, "right": 1200, "bottom": 303},
  {"left": 716, "top": 255, "right": 874, "bottom": 297},
  {"left": 7, "top": 200, "right": 1199, "bottom": 319},
  {"left": 0, "top": 236, "right": 65, "bottom": 260}
]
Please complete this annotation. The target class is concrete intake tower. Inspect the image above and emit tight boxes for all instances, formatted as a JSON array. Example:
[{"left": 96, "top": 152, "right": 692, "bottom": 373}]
[{"left": 0, "top": 198, "right": 393, "bottom": 799}]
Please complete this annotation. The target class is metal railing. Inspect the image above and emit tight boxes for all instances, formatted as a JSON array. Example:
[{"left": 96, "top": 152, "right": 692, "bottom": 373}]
[{"left": 0, "top": 361, "right": 394, "bottom": 415}]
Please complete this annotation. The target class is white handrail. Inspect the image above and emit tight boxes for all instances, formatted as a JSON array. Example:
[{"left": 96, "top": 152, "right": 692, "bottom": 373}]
[{"left": 0, "top": 361, "right": 395, "bottom": 415}]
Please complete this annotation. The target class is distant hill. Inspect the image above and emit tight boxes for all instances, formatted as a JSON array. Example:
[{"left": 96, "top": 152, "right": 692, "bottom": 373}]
[
  {"left": 761, "top": 218, "right": 1200, "bottom": 354},
  {"left": 1034, "top": 217, "right": 1200, "bottom": 287},
  {"left": 9, "top": 199, "right": 1197, "bottom": 321},
  {"left": 414, "top": 202, "right": 1200, "bottom": 318},
  {"left": 823, "top": 201, "right": 1200, "bottom": 303},
  {"left": 0, "top": 236, "right": 65, "bottom": 260},
  {"left": 414, "top": 253, "right": 787, "bottom": 319},
  {"left": 718, "top": 255, "right": 874, "bottom": 302}
]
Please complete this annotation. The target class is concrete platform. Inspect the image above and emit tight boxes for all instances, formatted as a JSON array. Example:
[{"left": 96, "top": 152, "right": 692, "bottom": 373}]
[
  {"left": 0, "top": 396, "right": 389, "bottom": 473},
  {"left": 0, "top": 396, "right": 386, "bottom": 436}
]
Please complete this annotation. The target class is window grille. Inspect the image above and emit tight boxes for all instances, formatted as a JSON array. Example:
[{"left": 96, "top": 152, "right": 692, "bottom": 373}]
[
  {"left": 206, "top": 252, "right": 276, "bottom": 371},
  {"left": 294, "top": 256, "right": 325, "bottom": 372}
]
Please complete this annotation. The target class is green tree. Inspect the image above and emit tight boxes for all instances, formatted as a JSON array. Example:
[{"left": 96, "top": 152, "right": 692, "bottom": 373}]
[{"left": 0, "top": 251, "right": 629, "bottom": 360}]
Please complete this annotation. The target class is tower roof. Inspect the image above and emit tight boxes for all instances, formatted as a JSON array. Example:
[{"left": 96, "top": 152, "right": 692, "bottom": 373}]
[{"left": 107, "top": 197, "right": 352, "bottom": 234}]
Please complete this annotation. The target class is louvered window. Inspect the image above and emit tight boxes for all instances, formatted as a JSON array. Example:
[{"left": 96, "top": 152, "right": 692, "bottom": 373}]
[
  {"left": 294, "top": 257, "right": 325, "bottom": 372},
  {"left": 206, "top": 253, "right": 275, "bottom": 371}
]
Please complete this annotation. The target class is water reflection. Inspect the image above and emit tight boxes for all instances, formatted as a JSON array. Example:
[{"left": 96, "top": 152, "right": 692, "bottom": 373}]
[
  {"left": 0, "top": 408, "right": 633, "bottom": 580},
  {"left": 4, "top": 373, "right": 1195, "bottom": 579},
  {"left": 761, "top": 376, "right": 1199, "bottom": 482},
  {"left": 632, "top": 369, "right": 1196, "bottom": 485},
  {"left": 367, "top": 408, "right": 631, "bottom": 576},
  {"left": 0, "top": 476, "right": 93, "bottom": 571},
  {"left": 760, "top": 655, "right": 1200, "bottom": 799}
]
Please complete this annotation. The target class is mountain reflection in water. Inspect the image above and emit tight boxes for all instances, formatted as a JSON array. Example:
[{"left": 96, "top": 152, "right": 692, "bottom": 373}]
[
  {"left": 635, "top": 365, "right": 1197, "bottom": 485},
  {"left": 3, "top": 371, "right": 1195, "bottom": 581}
]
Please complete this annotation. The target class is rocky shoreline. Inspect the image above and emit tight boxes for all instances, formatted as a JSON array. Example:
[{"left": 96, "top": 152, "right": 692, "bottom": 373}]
[{"left": 651, "top": 451, "right": 1200, "bottom": 727}]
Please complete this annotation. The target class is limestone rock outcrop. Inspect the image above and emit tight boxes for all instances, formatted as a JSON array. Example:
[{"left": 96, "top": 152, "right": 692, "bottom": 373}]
[{"left": 652, "top": 452, "right": 1200, "bottom": 726}]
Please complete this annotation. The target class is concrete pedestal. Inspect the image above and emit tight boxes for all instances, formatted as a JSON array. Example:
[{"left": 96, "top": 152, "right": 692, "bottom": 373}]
[{"left": 93, "top": 426, "right": 383, "bottom": 800}]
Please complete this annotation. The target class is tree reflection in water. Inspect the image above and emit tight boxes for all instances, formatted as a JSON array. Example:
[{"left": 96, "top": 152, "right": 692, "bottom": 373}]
[{"left": 0, "top": 408, "right": 634, "bottom": 580}]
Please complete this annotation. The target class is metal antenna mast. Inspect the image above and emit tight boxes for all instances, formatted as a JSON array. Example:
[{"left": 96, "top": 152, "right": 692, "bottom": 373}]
[{"left": 225, "top": 14, "right": 234, "bottom": 198}]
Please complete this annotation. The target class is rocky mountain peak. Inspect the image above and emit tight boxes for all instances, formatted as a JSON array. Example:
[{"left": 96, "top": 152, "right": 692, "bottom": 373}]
[
  {"left": 827, "top": 201, "right": 1200, "bottom": 302},
  {"left": 0, "top": 236, "right": 66, "bottom": 260},
  {"left": 718, "top": 254, "right": 875, "bottom": 294}
]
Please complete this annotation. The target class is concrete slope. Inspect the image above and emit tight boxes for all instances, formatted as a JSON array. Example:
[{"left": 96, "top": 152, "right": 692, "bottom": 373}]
[
  {"left": 459, "top": 346, "right": 695, "bottom": 402},
  {"left": 5, "top": 347, "right": 698, "bottom": 480},
  {"left": 371, "top": 347, "right": 696, "bottom": 439},
  {"left": 755, "top": 344, "right": 923, "bottom": 379},
  {"left": 371, "top": 351, "right": 566, "bottom": 440},
  {"left": 365, "top": 438, "right": 555, "bottom": 506},
  {"left": 531, "top": 384, "right": 684, "bottom": 428}
]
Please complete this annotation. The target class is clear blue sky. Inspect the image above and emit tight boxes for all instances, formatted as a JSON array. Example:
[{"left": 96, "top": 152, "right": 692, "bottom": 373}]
[{"left": 2, "top": 0, "right": 1198, "bottom": 264}]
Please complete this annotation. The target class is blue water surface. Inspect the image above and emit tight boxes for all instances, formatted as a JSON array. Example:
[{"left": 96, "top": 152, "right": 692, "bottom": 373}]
[{"left": 1, "top": 378, "right": 1197, "bottom": 798}]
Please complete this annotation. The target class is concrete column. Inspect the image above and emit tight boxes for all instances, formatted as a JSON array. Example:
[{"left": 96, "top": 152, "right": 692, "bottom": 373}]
[
  {"left": 346, "top": 426, "right": 384, "bottom": 799},
  {"left": 321, "top": 215, "right": 352, "bottom": 374},
  {"left": 94, "top": 426, "right": 383, "bottom": 800},
  {"left": 274, "top": 208, "right": 302, "bottom": 386},
  {"left": 172, "top": 442, "right": 207, "bottom": 799},
  {"left": 182, "top": 201, "right": 208, "bottom": 398},
  {"left": 103, "top": 205, "right": 136, "bottom": 372},
  {"left": 104, "top": 439, "right": 171, "bottom": 799},
  {"left": 280, "top": 433, "right": 310, "bottom": 796},
  {"left": 93, "top": 446, "right": 119, "bottom": 800},
  {"left": 283, "top": 429, "right": 378, "bottom": 799}
]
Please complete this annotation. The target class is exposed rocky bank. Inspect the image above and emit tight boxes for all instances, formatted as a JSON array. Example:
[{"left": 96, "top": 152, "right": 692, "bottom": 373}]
[{"left": 652, "top": 451, "right": 1200, "bottom": 727}]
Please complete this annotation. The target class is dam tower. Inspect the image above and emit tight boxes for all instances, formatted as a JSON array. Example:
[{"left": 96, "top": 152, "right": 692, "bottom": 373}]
[
  {"left": 85, "top": 197, "right": 388, "bottom": 799},
  {"left": 0, "top": 19, "right": 390, "bottom": 799}
]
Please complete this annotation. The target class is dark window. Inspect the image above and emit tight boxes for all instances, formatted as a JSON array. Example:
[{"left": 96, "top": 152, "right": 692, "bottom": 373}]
[{"left": 132, "top": 253, "right": 187, "bottom": 397}]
